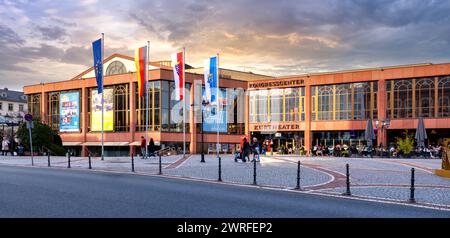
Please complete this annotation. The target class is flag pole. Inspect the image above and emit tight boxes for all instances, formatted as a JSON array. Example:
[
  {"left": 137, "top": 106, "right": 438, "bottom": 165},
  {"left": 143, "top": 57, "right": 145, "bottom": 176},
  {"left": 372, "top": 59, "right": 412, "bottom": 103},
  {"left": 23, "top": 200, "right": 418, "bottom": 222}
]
[
  {"left": 182, "top": 47, "right": 186, "bottom": 158},
  {"left": 216, "top": 53, "right": 220, "bottom": 161},
  {"left": 145, "top": 41, "right": 150, "bottom": 159},
  {"left": 101, "top": 32, "right": 104, "bottom": 161}
]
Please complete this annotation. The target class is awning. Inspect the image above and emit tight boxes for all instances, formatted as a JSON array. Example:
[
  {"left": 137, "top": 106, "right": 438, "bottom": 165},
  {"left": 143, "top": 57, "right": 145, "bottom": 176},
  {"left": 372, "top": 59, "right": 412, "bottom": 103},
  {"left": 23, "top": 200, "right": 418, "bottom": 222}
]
[
  {"left": 130, "top": 141, "right": 161, "bottom": 146},
  {"left": 129, "top": 141, "right": 141, "bottom": 146},
  {"left": 82, "top": 142, "right": 130, "bottom": 146},
  {"left": 62, "top": 142, "right": 82, "bottom": 146}
]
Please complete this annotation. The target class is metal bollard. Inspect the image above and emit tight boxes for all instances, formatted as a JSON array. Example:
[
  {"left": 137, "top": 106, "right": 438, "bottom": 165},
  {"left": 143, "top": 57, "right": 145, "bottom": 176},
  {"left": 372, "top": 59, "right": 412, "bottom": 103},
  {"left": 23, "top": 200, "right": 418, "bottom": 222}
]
[
  {"left": 131, "top": 154, "right": 135, "bottom": 172},
  {"left": 88, "top": 153, "right": 92, "bottom": 169},
  {"left": 253, "top": 158, "right": 257, "bottom": 185},
  {"left": 218, "top": 156, "right": 222, "bottom": 182},
  {"left": 295, "top": 161, "right": 301, "bottom": 190},
  {"left": 409, "top": 168, "right": 416, "bottom": 203},
  {"left": 158, "top": 154, "right": 162, "bottom": 175},
  {"left": 343, "top": 164, "right": 351, "bottom": 196},
  {"left": 47, "top": 154, "right": 51, "bottom": 167},
  {"left": 67, "top": 153, "right": 71, "bottom": 168}
]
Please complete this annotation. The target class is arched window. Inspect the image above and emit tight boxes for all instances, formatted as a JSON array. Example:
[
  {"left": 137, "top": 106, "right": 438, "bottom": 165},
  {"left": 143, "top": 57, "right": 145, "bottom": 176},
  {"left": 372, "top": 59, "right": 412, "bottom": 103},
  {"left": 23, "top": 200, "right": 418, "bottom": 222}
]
[
  {"left": 318, "top": 86, "right": 333, "bottom": 120},
  {"left": 393, "top": 80, "right": 413, "bottom": 118},
  {"left": 105, "top": 61, "right": 126, "bottom": 76},
  {"left": 48, "top": 92, "right": 60, "bottom": 131},
  {"left": 335, "top": 84, "right": 352, "bottom": 120},
  {"left": 114, "top": 84, "right": 129, "bottom": 132},
  {"left": 416, "top": 78, "right": 435, "bottom": 118},
  {"left": 438, "top": 76, "right": 450, "bottom": 117}
]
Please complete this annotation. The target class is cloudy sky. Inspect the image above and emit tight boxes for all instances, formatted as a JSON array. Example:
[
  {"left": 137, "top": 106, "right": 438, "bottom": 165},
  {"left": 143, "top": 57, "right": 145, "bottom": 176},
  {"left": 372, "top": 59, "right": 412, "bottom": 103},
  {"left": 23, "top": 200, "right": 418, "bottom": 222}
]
[{"left": 1, "top": 0, "right": 450, "bottom": 90}]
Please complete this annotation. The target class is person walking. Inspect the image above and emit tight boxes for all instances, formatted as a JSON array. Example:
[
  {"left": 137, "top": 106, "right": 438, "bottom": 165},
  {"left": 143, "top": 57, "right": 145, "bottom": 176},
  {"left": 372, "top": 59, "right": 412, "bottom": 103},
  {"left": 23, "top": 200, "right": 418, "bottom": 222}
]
[
  {"left": 140, "top": 136, "right": 147, "bottom": 159},
  {"left": 148, "top": 138, "right": 155, "bottom": 158},
  {"left": 251, "top": 137, "right": 260, "bottom": 162},
  {"left": 2, "top": 137, "right": 10, "bottom": 156},
  {"left": 242, "top": 137, "right": 251, "bottom": 162}
]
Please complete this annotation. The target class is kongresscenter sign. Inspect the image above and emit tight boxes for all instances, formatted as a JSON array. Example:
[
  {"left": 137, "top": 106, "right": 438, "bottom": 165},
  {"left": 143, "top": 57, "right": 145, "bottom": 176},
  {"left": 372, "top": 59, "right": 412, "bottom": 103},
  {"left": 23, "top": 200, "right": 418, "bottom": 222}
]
[
  {"left": 91, "top": 88, "right": 114, "bottom": 132},
  {"left": 59, "top": 92, "right": 80, "bottom": 132}
]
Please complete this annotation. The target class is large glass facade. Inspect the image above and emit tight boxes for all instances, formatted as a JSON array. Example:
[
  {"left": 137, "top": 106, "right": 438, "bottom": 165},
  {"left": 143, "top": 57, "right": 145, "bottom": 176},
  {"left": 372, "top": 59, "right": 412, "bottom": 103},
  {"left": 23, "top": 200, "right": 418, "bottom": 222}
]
[
  {"left": 249, "top": 87, "right": 305, "bottom": 123},
  {"left": 387, "top": 76, "right": 450, "bottom": 119},
  {"left": 138, "top": 80, "right": 191, "bottom": 133},
  {"left": 87, "top": 84, "right": 130, "bottom": 132},
  {"left": 312, "top": 82, "right": 377, "bottom": 121}
]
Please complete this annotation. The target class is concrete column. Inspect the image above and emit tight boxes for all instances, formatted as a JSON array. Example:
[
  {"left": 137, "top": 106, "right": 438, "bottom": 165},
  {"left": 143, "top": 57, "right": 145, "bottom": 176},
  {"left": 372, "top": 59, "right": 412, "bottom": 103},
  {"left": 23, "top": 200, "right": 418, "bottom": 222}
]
[
  {"left": 304, "top": 84, "right": 312, "bottom": 156},
  {"left": 245, "top": 90, "right": 250, "bottom": 137},
  {"left": 190, "top": 83, "right": 196, "bottom": 154},
  {"left": 129, "top": 81, "right": 136, "bottom": 156},
  {"left": 81, "top": 87, "right": 88, "bottom": 157},
  {"left": 377, "top": 79, "right": 387, "bottom": 147},
  {"left": 40, "top": 92, "right": 47, "bottom": 124}
]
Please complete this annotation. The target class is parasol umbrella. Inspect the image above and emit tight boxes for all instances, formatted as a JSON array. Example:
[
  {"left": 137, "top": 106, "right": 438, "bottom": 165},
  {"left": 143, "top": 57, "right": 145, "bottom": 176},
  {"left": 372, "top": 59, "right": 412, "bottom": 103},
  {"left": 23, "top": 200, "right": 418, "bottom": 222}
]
[{"left": 415, "top": 117, "right": 427, "bottom": 149}]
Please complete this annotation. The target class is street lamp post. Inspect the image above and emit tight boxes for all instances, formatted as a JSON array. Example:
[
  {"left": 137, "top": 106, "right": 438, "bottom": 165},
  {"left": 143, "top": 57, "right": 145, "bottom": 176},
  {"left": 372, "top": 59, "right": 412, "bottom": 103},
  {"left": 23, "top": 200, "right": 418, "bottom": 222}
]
[{"left": 201, "top": 100, "right": 209, "bottom": 163}]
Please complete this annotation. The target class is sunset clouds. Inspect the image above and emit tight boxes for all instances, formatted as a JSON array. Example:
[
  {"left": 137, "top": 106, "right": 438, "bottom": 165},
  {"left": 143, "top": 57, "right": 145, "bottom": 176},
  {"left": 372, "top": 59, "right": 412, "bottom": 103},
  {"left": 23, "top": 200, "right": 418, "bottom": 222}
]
[{"left": 1, "top": 0, "right": 450, "bottom": 90}]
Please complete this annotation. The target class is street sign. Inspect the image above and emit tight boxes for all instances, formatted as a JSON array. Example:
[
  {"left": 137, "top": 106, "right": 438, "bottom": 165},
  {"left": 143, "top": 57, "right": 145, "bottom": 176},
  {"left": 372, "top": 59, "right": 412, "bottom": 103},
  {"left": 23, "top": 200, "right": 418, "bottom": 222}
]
[
  {"left": 24, "top": 114, "right": 33, "bottom": 122},
  {"left": 26, "top": 121, "right": 34, "bottom": 129}
]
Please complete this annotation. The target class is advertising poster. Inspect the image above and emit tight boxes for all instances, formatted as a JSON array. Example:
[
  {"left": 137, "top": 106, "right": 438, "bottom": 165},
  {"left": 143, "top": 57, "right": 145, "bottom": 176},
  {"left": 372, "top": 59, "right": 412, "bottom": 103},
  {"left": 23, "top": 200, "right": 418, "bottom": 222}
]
[
  {"left": 203, "top": 87, "right": 227, "bottom": 132},
  {"left": 91, "top": 88, "right": 114, "bottom": 131},
  {"left": 59, "top": 92, "right": 80, "bottom": 132}
]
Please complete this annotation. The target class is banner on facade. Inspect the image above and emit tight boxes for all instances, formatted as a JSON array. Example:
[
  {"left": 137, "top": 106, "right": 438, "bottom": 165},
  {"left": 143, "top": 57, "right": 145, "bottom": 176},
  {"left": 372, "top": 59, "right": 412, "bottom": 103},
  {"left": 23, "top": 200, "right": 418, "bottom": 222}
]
[
  {"left": 91, "top": 88, "right": 114, "bottom": 131},
  {"left": 59, "top": 92, "right": 80, "bottom": 132},
  {"left": 203, "top": 87, "right": 227, "bottom": 132}
]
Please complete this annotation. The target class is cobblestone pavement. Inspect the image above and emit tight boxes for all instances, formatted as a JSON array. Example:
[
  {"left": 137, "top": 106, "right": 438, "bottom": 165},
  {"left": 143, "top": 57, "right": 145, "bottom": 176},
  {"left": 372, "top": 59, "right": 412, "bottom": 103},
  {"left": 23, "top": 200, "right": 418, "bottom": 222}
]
[{"left": 0, "top": 154, "right": 449, "bottom": 209}]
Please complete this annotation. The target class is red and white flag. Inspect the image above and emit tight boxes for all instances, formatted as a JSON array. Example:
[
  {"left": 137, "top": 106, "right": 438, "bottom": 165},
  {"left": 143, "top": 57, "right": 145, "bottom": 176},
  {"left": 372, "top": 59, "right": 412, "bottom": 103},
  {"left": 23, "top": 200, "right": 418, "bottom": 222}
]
[{"left": 171, "top": 52, "right": 184, "bottom": 101}]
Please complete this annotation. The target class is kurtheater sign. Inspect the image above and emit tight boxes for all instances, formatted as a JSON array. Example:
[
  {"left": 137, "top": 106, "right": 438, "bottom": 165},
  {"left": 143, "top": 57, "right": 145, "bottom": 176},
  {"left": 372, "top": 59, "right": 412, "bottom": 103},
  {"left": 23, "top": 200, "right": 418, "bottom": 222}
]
[
  {"left": 253, "top": 124, "right": 300, "bottom": 131},
  {"left": 249, "top": 79, "right": 304, "bottom": 89}
]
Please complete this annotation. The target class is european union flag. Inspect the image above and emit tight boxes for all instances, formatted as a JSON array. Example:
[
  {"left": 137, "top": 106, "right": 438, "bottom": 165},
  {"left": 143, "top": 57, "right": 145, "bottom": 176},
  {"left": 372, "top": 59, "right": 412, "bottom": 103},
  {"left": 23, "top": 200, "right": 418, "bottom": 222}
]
[{"left": 92, "top": 38, "right": 103, "bottom": 93}]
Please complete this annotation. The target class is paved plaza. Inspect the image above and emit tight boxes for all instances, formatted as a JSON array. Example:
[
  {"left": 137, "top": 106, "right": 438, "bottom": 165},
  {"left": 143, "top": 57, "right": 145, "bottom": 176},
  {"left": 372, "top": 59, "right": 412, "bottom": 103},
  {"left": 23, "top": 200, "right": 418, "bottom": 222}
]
[{"left": 0, "top": 154, "right": 449, "bottom": 210}]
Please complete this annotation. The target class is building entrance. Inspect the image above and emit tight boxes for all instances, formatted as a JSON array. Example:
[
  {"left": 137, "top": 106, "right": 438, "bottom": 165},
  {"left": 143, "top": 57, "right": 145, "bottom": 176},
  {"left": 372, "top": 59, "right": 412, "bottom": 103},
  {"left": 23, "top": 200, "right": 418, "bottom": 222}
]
[{"left": 250, "top": 131, "right": 305, "bottom": 155}]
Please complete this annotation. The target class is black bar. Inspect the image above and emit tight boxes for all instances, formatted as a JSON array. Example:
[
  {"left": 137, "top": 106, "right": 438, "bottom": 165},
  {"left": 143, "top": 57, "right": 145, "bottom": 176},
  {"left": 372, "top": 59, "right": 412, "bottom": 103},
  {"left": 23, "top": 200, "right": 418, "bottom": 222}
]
[
  {"left": 67, "top": 152, "right": 71, "bottom": 168},
  {"left": 409, "top": 168, "right": 416, "bottom": 203},
  {"left": 218, "top": 156, "right": 222, "bottom": 182},
  {"left": 343, "top": 163, "right": 351, "bottom": 196},
  {"left": 295, "top": 161, "right": 301, "bottom": 190},
  {"left": 158, "top": 154, "right": 162, "bottom": 175},
  {"left": 253, "top": 158, "right": 257, "bottom": 185},
  {"left": 131, "top": 154, "right": 135, "bottom": 172},
  {"left": 47, "top": 154, "right": 51, "bottom": 167},
  {"left": 88, "top": 153, "right": 92, "bottom": 169}
]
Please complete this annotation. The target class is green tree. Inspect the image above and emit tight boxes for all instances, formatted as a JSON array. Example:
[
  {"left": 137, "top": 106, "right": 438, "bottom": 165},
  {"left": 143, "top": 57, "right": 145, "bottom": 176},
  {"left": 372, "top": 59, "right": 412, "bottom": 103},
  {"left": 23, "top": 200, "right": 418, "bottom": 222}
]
[
  {"left": 396, "top": 130, "right": 414, "bottom": 157},
  {"left": 16, "top": 119, "right": 65, "bottom": 155}
]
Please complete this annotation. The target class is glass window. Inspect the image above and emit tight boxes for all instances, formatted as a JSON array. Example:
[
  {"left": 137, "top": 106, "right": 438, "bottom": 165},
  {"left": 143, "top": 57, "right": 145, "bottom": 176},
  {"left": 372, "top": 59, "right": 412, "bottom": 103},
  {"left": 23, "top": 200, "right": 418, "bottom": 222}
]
[
  {"left": 284, "top": 88, "right": 299, "bottom": 121},
  {"left": 269, "top": 89, "right": 283, "bottom": 122},
  {"left": 161, "top": 81, "right": 169, "bottom": 131},
  {"left": 313, "top": 82, "right": 377, "bottom": 121},
  {"left": 416, "top": 78, "right": 435, "bottom": 118},
  {"left": 8, "top": 103, "right": 13, "bottom": 111},
  {"left": 114, "top": 84, "right": 130, "bottom": 132},
  {"left": 27, "top": 94, "right": 41, "bottom": 119},
  {"left": 19, "top": 104, "right": 24, "bottom": 112},
  {"left": 48, "top": 92, "right": 60, "bottom": 131},
  {"left": 438, "top": 76, "right": 450, "bottom": 117}
]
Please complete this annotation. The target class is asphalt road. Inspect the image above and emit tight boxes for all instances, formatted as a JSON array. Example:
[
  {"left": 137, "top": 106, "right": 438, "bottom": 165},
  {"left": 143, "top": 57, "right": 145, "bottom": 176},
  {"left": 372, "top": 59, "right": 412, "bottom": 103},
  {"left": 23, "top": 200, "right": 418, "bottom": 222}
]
[{"left": 0, "top": 165, "right": 449, "bottom": 218}]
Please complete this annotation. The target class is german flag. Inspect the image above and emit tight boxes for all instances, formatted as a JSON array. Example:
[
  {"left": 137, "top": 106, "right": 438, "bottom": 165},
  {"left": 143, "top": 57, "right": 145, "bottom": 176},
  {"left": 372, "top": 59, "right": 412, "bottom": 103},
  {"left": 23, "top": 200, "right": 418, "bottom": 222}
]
[{"left": 134, "top": 46, "right": 148, "bottom": 97}]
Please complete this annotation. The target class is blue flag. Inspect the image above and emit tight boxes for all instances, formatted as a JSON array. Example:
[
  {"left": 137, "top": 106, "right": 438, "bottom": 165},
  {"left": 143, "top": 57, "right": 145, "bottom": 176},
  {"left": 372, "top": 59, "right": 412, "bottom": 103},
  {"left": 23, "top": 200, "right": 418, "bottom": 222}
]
[
  {"left": 92, "top": 38, "right": 103, "bottom": 93},
  {"left": 204, "top": 56, "right": 217, "bottom": 104}
]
